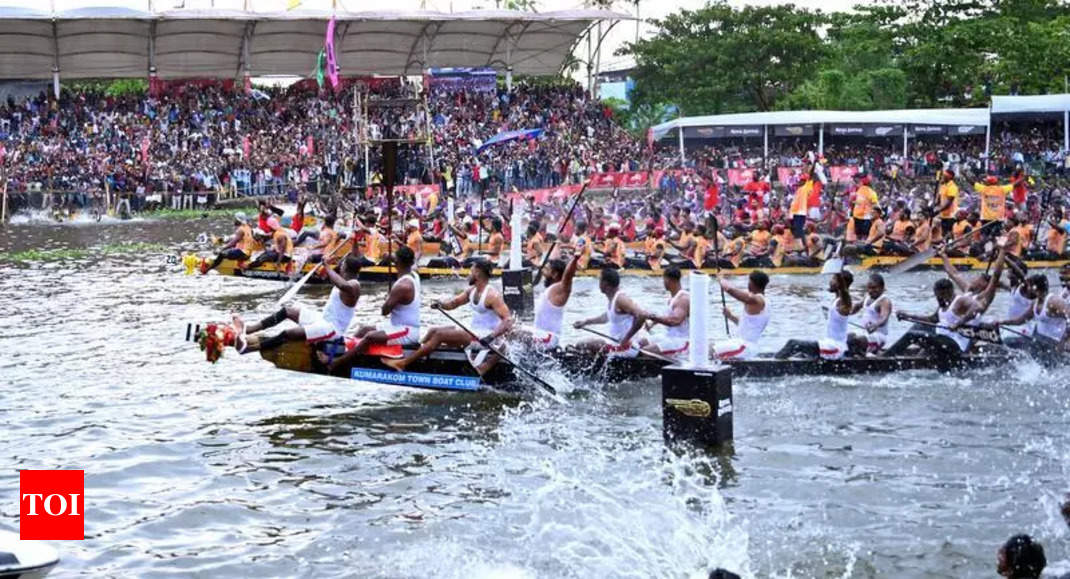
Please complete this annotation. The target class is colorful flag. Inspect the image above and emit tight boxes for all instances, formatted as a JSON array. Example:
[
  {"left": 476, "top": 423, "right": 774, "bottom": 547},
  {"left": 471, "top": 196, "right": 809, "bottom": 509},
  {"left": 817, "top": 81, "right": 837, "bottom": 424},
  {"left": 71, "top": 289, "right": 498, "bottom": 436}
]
[
  {"left": 315, "top": 49, "right": 326, "bottom": 90},
  {"left": 325, "top": 16, "right": 339, "bottom": 89}
]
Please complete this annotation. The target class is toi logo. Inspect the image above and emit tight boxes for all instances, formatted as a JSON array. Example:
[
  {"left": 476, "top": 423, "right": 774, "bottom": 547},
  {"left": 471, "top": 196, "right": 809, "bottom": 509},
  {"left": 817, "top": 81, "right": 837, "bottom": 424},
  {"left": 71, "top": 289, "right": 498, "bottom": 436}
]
[{"left": 20, "top": 470, "right": 84, "bottom": 540}]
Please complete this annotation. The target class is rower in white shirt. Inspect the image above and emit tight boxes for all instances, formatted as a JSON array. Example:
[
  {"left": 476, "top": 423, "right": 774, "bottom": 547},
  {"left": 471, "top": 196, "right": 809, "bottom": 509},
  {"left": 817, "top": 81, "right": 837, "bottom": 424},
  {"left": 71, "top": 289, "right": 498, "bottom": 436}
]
[
  {"left": 850, "top": 273, "right": 893, "bottom": 354},
  {"left": 639, "top": 267, "right": 690, "bottom": 359},
  {"left": 714, "top": 270, "right": 770, "bottom": 360},
  {"left": 512, "top": 253, "right": 580, "bottom": 349}
]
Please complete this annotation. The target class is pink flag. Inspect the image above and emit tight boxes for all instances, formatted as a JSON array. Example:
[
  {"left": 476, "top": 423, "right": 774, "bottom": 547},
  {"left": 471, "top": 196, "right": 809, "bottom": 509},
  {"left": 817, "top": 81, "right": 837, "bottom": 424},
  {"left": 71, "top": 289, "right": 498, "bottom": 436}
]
[
  {"left": 242, "top": 135, "right": 251, "bottom": 158},
  {"left": 325, "top": 17, "right": 339, "bottom": 89}
]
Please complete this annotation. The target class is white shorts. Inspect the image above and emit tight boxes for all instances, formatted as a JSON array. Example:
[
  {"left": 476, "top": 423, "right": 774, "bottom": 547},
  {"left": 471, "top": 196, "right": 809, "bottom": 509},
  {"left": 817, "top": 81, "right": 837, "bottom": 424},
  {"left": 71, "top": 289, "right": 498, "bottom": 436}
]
[
  {"left": 376, "top": 322, "right": 420, "bottom": 346},
  {"left": 867, "top": 333, "right": 887, "bottom": 351},
  {"left": 808, "top": 207, "right": 822, "bottom": 220},
  {"left": 713, "top": 339, "right": 757, "bottom": 361},
  {"left": 298, "top": 308, "right": 339, "bottom": 343},
  {"left": 604, "top": 339, "right": 639, "bottom": 359},
  {"left": 650, "top": 334, "right": 689, "bottom": 358},
  {"left": 519, "top": 325, "right": 559, "bottom": 349},
  {"left": 818, "top": 338, "right": 847, "bottom": 360}
]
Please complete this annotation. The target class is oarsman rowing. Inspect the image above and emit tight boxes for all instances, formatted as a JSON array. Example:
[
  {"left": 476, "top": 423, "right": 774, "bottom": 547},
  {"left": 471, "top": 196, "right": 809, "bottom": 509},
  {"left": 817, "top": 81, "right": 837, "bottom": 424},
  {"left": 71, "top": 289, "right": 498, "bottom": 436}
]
[
  {"left": 600, "top": 223, "right": 627, "bottom": 269},
  {"left": 993, "top": 274, "right": 1070, "bottom": 356},
  {"left": 511, "top": 253, "right": 580, "bottom": 349},
  {"left": 637, "top": 267, "right": 690, "bottom": 359},
  {"left": 887, "top": 278, "right": 985, "bottom": 357},
  {"left": 233, "top": 254, "right": 362, "bottom": 353},
  {"left": 775, "top": 270, "right": 855, "bottom": 359},
  {"left": 324, "top": 247, "right": 420, "bottom": 371},
  {"left": 306, "top": 215, "right": 340, "bottom": 264},
  {"left": 850, "top": 273, "right": 893, "bottom": 354},
  {"left": 384, "top": 259, "right": 512, "bottom": 375},
  {"left": 713, "top": 270, "right": 770, "bottom": 360},
  {"left": 524, "top": 221, "right": 546, "bottom": 267},
  {"left": 246, "top": 216, "right": 294, "bottom": 272},
  {"left": 202, "top": 212, "right": 255, "bottom": 273},
  {"left": 572, "top": 268, "right": 646, "bottom": 357}
]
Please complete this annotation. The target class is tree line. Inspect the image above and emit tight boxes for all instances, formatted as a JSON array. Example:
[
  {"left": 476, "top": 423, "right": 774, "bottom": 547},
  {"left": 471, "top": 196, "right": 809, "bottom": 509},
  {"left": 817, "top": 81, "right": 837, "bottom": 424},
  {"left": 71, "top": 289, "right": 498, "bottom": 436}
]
[{"left": 621, "top": 0, "right": 1070, "bottom": 117}]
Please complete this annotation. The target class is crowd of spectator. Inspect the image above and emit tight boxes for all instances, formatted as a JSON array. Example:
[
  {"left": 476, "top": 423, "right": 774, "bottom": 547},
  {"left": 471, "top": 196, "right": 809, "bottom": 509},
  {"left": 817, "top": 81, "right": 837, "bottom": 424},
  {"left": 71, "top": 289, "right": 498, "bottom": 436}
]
[{"left": 0, "top": 78, "right": 1067, "bottom": 217}]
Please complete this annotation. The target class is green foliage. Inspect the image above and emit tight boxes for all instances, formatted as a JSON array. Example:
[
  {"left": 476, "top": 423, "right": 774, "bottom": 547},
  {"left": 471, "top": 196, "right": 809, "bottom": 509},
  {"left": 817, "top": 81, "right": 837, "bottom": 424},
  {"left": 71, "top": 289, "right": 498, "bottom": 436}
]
[
  {"left": 64, "top": 79, "right": 147, "bottom": 97},
  {"left": 601, "top": 97, "right": 673, "bottom": 138},
  {"left": 623, "top": 0, "right": 1070, "bottom": 114}
]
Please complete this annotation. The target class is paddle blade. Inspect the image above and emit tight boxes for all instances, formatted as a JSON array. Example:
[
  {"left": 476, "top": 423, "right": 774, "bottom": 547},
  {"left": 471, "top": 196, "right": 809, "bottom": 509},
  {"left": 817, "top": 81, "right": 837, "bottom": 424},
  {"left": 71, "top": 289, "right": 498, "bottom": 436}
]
[
  {"left": 821, "top": 257, "right": 843, "bottom": 274},
  {"left": 367, "top": 343, "right": 403, "bottom": 358},
  {"left": 888, "top": 249, "right": 935, "bottom": 275}
]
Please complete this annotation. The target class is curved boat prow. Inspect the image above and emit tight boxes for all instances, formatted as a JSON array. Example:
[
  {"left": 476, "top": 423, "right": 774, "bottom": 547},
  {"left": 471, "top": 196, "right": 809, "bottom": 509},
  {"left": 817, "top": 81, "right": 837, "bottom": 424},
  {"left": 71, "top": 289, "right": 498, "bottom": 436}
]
[{"left": 0, "top": 531, "right": 60, "bottom": 578}]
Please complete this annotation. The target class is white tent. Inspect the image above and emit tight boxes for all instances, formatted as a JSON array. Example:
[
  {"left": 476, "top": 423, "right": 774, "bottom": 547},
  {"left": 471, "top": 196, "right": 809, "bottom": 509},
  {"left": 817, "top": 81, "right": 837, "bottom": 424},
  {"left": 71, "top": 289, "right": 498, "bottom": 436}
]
[
  {"left": 992, "top": 94, "right": 1070, "bottom": 152},
  {"left": 650, "top": 108, "right": 992, "bottom": 164},
  {"left": 0, "top": 6, "right": 627, "bottom": 80}
]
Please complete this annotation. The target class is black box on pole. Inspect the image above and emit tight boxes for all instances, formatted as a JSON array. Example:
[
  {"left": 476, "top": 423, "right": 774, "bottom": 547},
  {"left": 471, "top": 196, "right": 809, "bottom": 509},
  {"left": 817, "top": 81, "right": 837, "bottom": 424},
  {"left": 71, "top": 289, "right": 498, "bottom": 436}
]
[
  {"left": 661, "top": 365, "right": 733, "bottom": 447},
  {"left": 501, "top": 268, "right": 534, "bottom": 320}
]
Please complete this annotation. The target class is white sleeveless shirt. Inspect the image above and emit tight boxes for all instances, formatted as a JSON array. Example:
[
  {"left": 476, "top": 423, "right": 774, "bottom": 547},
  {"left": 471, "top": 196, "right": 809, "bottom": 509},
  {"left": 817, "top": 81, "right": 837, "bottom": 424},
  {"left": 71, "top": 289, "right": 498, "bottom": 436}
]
[
  {"left": 1034, "top": 294, "right": 1067, "bottom": 342},
  {"left": 1008, "top": 285, "right": 1034, "bottom": 336},
  {"left": 322, "top": 286, "right": 355, "bottom": 335},
  {"left": 665, "top": 290, "right": 690, "bottom": 340},
  {"left": 936, "top": 295, "right": 971, "bottom": 352},
  {"left": 390, "top": 272, "right": 421, "bottom": 329},
  {"left": 534, "top": 287, "right": 564, "bottom": 336},
  {"left": 738, "top": 298, "right": 770, "bottom": 345},
  {"left": 826, "top": 297, "right": 849, "bottom": 344},
  {"left": 469, "top": 285, "right": 500, "bottom": 336},
  {"left": 861, "top": 294, "right": 891, "bottom": 339},
  {"left": 607, "top": 292, "right": 635, "bottom": 342}
]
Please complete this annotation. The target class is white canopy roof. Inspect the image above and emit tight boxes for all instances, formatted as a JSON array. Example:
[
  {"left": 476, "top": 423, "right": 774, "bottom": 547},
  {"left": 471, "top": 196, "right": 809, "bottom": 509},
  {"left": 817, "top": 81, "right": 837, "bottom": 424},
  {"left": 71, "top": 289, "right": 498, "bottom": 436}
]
[
  {"left": 991, "top": 94, "right": 1070, "bottom": 115},
  {"left": 652, "top": 108, "right": 990, "bottom": 141},
  {"left": 0, "top": 6, "right": 627, "bottom": 79}
]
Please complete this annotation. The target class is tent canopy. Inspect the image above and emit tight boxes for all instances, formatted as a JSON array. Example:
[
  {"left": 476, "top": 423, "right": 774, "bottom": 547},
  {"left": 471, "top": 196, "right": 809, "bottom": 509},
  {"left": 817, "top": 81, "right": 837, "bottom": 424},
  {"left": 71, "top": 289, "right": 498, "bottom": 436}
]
[
  {"left": 652, "top": 108, "right": 990, "bottom": 141},
  {"left": 0, "top": 6, "right": 628, "bottom": 79},
  {"left": 991, "top": 94, "right": 1070, "bottom": 115}
]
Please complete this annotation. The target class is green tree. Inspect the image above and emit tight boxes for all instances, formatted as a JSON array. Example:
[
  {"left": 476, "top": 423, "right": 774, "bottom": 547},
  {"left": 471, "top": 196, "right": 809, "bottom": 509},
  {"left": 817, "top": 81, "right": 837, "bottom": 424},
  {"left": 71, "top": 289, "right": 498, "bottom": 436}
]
[{"left": 622, "top": 1, "right": 826, "bottom": 115}]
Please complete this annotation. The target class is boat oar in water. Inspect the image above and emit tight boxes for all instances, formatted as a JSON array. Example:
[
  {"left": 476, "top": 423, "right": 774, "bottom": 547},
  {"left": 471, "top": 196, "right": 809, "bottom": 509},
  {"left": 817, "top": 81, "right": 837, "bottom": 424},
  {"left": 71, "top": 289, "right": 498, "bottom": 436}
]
[
  {"left": 577, "top": 326, "right": 676, "bottom": 363},
  {"left": 888, "top": 219, "right": 1001, "bottom": 275},
  {"left": 710, "top": 215, "right": 731, "bottom": 335},
  {"left": 431, "top": 304, "right": 560, "bottom": 397},
  {"left": 275, "top": 241, "right": 351, "bottom": 307},
  {"left": 906, "top": 319, "right": 1003, "bottom": 345}
]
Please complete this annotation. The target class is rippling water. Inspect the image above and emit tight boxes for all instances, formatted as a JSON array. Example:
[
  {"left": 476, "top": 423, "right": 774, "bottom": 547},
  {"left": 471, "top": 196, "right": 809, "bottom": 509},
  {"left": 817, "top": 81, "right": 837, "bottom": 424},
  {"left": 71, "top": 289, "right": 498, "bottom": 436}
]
[{"left": 1, "top": 217, "right": 1068, "bottom": 578}]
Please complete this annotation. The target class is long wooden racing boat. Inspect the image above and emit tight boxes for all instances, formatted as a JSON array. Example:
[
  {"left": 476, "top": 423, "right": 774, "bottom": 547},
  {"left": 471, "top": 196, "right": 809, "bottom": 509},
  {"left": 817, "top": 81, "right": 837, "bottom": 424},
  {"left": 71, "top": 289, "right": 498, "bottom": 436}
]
[
  {"left": 240, "top": 339, "right": 1021, "bottom": 392},
  {"left": 193, "top": 254, "right": 1070, "bottom": 284}
]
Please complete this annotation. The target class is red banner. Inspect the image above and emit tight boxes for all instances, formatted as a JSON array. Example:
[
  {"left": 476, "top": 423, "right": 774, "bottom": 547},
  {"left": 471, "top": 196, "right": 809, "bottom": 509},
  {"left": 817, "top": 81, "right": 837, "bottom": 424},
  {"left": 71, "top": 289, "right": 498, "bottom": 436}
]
[
  {"left": 588, "top": 172, "right": 620, "bottom": 189},
  {"left": 776, "top": 165, "right": 859, "bottom": 185},
  {"left": 726, "top": 168, "right": 757, "bottom": 187}
]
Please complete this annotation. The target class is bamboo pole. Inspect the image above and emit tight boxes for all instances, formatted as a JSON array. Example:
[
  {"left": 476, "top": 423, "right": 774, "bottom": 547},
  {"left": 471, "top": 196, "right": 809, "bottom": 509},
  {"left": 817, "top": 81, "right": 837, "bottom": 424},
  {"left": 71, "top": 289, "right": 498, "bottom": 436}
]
[{"left": 1, "top": 169, "right": 8, "bottom": 224}]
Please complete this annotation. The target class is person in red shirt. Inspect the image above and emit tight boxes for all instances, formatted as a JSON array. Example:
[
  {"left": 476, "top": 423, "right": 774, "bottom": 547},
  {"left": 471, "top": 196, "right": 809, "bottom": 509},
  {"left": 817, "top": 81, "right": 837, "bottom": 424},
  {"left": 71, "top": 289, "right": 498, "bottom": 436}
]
[
  {"left": 620, "top": 211, "right": 637, "bottom": 242},
  {"left": 1011, "top": 166, "right": 1028, "bottom": 208},
  {"left": 743, "top": 172, "right": 770, "bottom": 212}
]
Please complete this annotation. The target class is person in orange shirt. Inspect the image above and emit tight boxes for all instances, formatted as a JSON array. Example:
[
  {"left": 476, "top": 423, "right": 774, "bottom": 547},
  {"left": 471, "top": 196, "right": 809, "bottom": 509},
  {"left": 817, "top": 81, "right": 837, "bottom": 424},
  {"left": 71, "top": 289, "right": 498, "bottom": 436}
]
[
  {"left": 691, "top": 225, "right": 712, "bottom": 269},
  {"left": 769, "top": 224, "right": 794, "bottom": 267},
  {"left": 789, "top": 175, "right": 814, "bottom": 250},
  {"left": 644, "top": 227, "right": 667, "bottom": 270},
  {"left": 742, "top": 221, "right": 773, "bottom": 267},
  {"left": 601, "top": 223, "right": 628, "bottom": 269},
  {"left": 936, "top": 170, "right": 959, "bottom": 239},
  {"left": 1043, "top": 209, "right": 1069, "bottom": 259},
  {"left": 885, "top": 209, "right": 913, "bottom": 255},
  {"left": 857, "top": 209, "right": 886, "bottom": 256},
  {"left": 247, "top": 216, "right": 294, "bottom": 272},
  {"left": 972, "top": 175, "right": 1013, "bottom": 237},
  {"left": 404, "top": 219, "right": 424, "bottom": 263},
  {"left": 912, "top": 210, "right": 933, "bottom": 254},
  {"left": 851, "top": 175, "right": 880, "bottom": 239},
  {"left": 1007, "top": 215, "right": 1033, "bottom": 258},
  {"left": 573, "top": 222, "right": 594, "bottom": 270},
  {"left": 524, "top": 221, "right": 546, "bottom": 265}
]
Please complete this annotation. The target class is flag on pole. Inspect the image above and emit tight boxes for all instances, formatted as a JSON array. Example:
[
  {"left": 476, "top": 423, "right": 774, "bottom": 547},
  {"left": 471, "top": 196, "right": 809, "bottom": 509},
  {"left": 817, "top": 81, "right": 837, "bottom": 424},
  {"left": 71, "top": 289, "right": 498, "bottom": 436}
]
[
  {"left": 315, "top": 49, "right": 326, "bottom": 89},
  {"left": 325, "top": 16, "right": 339, "bottom": 89}
]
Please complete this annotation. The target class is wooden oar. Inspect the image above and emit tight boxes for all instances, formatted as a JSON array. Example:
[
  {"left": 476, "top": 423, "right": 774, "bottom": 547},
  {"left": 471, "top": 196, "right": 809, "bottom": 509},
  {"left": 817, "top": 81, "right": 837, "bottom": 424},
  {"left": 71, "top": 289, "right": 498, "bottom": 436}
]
[
  {"left": 907, "top": 319, "right": 1002, "bottom": 345},
  {"left": 431, "top": 304, "right": 558, "bottom": 397},
  {"left": 275, "top": 241, "right": 350, "bottom": 307},
  {"left": 888, "top": 219, "right": 1001, "bottom": 275},
  {"left": 709, "top": 214, "right": 731, "bottom": 335},
  {"left": 533, "top": 181, "right": 590, "bottom": 286},
  {"left": 578, "top": 326, "right": 676, "bottom": 363}
]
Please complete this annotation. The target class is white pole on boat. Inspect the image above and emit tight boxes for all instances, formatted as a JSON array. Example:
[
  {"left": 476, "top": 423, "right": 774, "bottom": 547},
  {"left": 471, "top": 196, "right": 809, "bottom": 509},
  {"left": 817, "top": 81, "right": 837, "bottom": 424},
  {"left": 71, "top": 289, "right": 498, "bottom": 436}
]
[
  {"left": 818, "top": 122, "right": 824, "bottom": 156},
  {"left": 688, "top": 271, "right": 710, "bottom": 367},
  {"left": 678, "top": 125, "right": 685, "bottom": 166},
  {"left": 509, "top": 200, "right": 523, "bottom": 270}
]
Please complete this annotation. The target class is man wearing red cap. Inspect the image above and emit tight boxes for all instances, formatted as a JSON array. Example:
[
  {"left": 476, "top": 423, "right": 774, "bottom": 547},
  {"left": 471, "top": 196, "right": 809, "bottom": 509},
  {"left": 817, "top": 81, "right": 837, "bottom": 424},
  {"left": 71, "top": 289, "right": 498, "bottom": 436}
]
[
  {"left": 972, "top": 174, "right": 1013, "bottom": 237},
  {"left": 246, "top": 216, "right": 294, "bottom": 271}
]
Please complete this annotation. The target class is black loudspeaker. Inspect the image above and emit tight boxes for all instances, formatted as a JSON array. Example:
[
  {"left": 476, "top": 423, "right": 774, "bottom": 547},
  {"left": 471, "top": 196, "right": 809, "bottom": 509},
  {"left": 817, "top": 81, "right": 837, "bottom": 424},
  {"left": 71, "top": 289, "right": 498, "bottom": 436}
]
[
  {"left": 661, "top": 364, "right": 733, "bottom": 447},
  {"left": 501, "top": 268, "right": 534, "bottom": 320}
]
